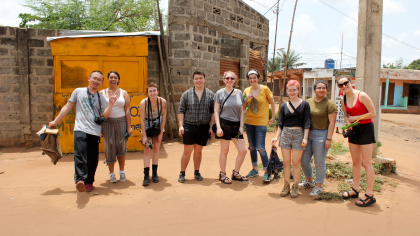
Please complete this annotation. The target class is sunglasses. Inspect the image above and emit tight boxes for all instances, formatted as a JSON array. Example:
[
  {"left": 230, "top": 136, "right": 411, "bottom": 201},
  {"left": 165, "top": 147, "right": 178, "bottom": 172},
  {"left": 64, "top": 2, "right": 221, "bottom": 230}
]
[
  {"left": 224, "top": 77, "right": 236, "bottom": 80},
  {"left": 338, "top": 80, "right": 350, "bottom": 88}
]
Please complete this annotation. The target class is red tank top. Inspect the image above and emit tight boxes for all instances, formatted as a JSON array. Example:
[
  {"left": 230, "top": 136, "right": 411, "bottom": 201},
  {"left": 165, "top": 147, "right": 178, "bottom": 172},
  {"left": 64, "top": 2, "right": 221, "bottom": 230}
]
[{"left": 345, "top": 92, "right": 373, "bottom": 124}]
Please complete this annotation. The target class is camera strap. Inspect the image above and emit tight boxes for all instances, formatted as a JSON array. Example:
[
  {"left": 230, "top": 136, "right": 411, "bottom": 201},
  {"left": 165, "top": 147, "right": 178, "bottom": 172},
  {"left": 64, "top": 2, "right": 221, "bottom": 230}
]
[
  {"left": 86, "top": 88, "right": 102, "bottom": 118},
  {"left": 220, "top": 89, "right": 234, "bottom": 115},
  {"left": 146, "top": 97, "right": 161, "bottom": 128}
]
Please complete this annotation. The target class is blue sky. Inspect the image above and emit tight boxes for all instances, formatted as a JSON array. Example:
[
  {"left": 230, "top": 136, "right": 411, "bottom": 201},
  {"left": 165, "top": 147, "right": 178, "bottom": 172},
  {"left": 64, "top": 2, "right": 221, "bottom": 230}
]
[{"left": 2, "top": 0, "right": 419, "bottom": 69}]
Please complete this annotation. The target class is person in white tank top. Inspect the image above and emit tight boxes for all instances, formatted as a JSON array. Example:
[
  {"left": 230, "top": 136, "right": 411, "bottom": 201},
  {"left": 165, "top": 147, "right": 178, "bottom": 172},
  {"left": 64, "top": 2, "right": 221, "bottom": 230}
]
[{"left": 100, "top": 71, "right": 132, "bottom": 183}]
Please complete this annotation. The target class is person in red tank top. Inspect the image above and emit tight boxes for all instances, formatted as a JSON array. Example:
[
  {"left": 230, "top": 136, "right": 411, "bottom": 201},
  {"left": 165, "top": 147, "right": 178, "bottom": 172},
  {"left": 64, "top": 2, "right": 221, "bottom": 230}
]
[{"left": 338, "top": 75, "right": 377, "bottom": 207}]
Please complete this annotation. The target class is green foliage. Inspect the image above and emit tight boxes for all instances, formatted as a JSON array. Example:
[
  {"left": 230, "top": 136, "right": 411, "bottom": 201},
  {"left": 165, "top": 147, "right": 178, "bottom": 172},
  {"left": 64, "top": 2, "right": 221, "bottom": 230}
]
[
  {"left": 19, "top": 0, "right": 157, "bottom": 32},
  {"left": 337, "top": 181, "right": 350, "bottom": 193},
  {"left": 267, "top": 50, "right": 306, "bottom": 72},
  {"left": 377, "top": 141, "right": 382, "bottom": 147},
  {"left": 403, "top": 59, "right": 420, "bottom": 70},
  {"left": 328, "top": 140, "right": 349, "bottom": 156},
  {"left": 373, "top": 162, "right": 397, "bottom": 175},
  {"left": 316, "top": 192, "right": 343, "bottom": 201},
  {"left": 388, "top": 182, "right": 397, "bottom": 187},
  {"left": 326, "top": 161, "right": 353, "bottom": 179}
]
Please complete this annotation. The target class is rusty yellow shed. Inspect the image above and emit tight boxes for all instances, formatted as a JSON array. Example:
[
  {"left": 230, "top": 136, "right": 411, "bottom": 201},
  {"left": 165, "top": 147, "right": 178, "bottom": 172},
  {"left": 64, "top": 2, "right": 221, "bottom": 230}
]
[{"left": 48, "top": 32, "right": 159, "bottom": 153}]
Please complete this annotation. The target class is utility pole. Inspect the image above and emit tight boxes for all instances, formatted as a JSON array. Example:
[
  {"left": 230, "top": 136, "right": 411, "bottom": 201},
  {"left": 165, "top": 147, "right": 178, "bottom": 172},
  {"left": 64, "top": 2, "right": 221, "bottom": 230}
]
[
  {"left": 340, "top": 33, "right": 343, "bottom": 69},
  {"left": 355, "top": 0, "right": 383, "bottom": 158},
  {"left": 270, "top": 0, "right": 280, "bottom": 93},
  {"left": 280, "top": 0, "right": 298, "bottom": 103}
]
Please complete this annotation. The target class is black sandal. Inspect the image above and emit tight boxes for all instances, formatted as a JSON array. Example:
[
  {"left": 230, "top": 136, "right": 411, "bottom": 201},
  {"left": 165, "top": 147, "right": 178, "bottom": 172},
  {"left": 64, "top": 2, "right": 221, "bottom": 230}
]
[
  {"left": 355, "top": 194, "right": 376, "bottom": 207},
  {"left": 342, "top": 187, "right": 359, "bottom": 199},
  {"left": 219, "top": 171, "right": 232, "bottom": 184},
  {"left": 232, "top": 170, "right": 249, "bottom": 182}
]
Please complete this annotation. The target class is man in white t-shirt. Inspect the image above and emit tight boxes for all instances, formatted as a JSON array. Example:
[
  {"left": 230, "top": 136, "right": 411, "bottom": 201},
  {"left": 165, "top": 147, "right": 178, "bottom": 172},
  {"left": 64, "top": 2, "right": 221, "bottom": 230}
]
[{"left": 49, "top": 71, "right": 117, "bottom": 192}]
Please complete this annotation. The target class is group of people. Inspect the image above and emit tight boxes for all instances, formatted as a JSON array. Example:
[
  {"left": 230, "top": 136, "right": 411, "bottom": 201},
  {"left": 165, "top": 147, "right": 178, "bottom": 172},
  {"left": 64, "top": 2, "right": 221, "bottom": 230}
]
[{"left": 49, "top": 68, "right": 378, "bottom": 207}]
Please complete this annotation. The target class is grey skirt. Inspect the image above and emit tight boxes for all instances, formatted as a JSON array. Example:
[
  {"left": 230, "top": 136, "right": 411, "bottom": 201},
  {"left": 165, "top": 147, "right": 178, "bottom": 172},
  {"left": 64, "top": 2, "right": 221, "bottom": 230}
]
[{"left": 102, "top": 116, "right": 127, "bottom": 164}]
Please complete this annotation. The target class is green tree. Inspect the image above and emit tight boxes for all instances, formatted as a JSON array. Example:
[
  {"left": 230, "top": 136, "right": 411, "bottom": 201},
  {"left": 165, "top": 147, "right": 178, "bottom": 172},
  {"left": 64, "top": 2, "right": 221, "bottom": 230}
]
[
  {"left": 403, "top": 59, "right": 420, "bottom": 70},
  {"left": 267, "top": 50, "right": 306, "bottom": 72},
  {"left": 383, "top": 57, "right": 405, "bottom": 69},
  {"left": 19, "top": 0, "right": 157, "bottom": 32}
]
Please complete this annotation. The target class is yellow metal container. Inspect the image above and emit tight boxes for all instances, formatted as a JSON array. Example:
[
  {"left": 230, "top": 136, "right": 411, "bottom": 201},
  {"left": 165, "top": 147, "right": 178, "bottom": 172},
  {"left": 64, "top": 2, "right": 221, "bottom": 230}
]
[{"left": 50, "top": 36, "right": 149, "bottom": 153}]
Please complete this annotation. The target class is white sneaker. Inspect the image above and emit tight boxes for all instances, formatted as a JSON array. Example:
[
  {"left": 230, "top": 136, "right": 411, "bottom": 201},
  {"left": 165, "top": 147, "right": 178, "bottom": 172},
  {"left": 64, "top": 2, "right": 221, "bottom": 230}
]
[
  {"left": 120, "top": 173, "right": 126, "bottom": 182},
  {"left": 298, "top": 180, "right": 315, "bottom": 188},
  {"left": 309, "top": 186, "right": 323, "bottom": 197},
  {"left": 110, "top": 173, "right": 117, "bottom": 183}
]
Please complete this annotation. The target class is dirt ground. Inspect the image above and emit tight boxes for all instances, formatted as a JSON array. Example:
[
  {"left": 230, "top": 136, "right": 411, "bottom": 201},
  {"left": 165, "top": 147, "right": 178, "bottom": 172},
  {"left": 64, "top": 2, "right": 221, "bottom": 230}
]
[{"left": 1, "top": 113, "right": 419, "bottom": 236}]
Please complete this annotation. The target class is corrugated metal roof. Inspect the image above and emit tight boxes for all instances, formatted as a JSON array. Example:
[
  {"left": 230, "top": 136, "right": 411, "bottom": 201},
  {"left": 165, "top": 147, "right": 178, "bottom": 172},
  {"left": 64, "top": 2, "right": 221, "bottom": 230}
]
[{"left": 47, "top": 31, "right": 160, "bottom": 41}]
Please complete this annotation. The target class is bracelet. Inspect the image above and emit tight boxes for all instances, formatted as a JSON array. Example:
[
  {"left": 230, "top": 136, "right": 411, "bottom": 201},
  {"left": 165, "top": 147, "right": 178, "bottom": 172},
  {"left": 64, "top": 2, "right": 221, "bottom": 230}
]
[{"left": 326, "top": 138, "right": 332, "bottom": 141}]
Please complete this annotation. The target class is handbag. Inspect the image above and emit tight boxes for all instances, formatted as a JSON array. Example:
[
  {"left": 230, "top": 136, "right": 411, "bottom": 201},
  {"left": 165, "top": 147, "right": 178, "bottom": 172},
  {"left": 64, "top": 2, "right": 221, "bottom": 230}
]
[
  {"left": 212, "top": 89, "right": 235, "bottom": 133},
  {"left": 145, "top": 97, "right": 161, "bottom": 138}
]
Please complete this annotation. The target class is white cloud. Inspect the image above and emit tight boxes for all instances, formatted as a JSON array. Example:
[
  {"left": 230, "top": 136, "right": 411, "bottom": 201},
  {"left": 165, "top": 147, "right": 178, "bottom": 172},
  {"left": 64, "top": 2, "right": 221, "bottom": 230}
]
[
  {"left": 0, "top": 0, "right": 32, "bottom": 27},
  {"left": 293, "top": 14, "right": 318, "bottom": 38},
  {"left": 383, "top": 33, "right": 408, "bottom": 49},
  {"left": 414, "top": 29, "right": 420, "bottom": 37},
  {"left": 383, "top": 0, "right": 406, "bottom": 14}
]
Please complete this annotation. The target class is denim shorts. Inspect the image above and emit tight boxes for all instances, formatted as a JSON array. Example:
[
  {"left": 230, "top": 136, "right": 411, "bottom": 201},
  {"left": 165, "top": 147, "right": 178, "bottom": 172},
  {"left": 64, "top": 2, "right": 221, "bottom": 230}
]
[{"left": 279, "top": 127, "right": 306, "bottom": 150}]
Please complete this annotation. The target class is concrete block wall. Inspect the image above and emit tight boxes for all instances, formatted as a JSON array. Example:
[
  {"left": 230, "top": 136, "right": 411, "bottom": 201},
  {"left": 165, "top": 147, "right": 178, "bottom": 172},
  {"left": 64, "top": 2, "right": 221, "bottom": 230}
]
[
  {"left": 168, "top": 0, "right": 269, "bottom": 103},
  {"left": 0, "top": 27, "right": 162, "bottom": 147},
  {"left": 0, "top": 27, "right": 58, "bottom": 146}
]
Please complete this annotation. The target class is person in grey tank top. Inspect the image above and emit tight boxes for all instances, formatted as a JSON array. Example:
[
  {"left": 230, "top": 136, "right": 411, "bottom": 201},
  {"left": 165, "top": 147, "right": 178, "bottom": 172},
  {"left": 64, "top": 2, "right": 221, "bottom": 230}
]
[
  {"left": 100, "top": 71, "right": 132, "bottom": 184},
  {"left": 214, "top": 71, "right": 248, "bottom": 184},
  {"left": 139, "top": 82, "right": 167, "bottom": 186}
]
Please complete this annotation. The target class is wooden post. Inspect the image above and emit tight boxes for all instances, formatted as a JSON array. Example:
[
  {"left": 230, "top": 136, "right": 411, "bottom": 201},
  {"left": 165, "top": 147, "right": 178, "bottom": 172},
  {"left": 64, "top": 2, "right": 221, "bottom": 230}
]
[
  {"left": 152, "top": 0, "right": 173, "bottom": 138},
  {"left": 280, "top": 0, "right": 298, "bottom": 103}
]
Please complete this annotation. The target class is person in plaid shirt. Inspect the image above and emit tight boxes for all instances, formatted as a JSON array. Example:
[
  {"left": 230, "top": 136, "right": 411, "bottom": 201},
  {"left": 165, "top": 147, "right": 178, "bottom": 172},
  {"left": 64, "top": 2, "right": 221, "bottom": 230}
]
[{"left": 177, "top": 70, "right": 215, "bottom": 183}]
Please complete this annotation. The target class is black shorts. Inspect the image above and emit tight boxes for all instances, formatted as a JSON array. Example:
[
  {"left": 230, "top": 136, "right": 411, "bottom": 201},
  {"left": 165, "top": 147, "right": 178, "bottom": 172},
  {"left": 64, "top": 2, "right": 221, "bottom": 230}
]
[
  {"left": 183, "top": 123, "right": 210, "bottom": 146},
  {"left": 348, "top": 122, "right": 376, "bottom": 145},
  {"left": 215, "top": 118, "right": 244, "bottom": 141}
]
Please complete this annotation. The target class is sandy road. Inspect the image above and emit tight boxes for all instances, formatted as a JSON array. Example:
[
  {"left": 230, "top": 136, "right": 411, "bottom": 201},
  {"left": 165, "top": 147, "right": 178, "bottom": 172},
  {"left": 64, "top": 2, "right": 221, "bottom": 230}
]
[{"left": 0, "top": 114, "right": 419, "bottom": 236}]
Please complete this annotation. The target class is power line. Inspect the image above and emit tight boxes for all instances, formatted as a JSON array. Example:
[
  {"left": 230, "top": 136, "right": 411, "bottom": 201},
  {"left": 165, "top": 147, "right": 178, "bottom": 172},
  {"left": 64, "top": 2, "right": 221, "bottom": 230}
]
[{"left": 317, "top": 0, "right": 420, "bottom": 51}]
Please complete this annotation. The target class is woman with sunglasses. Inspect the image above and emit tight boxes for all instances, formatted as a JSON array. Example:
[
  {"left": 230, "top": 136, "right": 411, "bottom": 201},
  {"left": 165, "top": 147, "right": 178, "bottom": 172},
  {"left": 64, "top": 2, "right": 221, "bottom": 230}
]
[
  {"left": 139, "top": 82, "right": 167, "bottom": 186},
  {"left": 242, "top": 69, "right": 276, "bottom": 182},
  {"left": 299, "top": 79, "right": 337, "bottom": 197},
  {"left": 214, "top": 71, "right": 248, "bottom": 184},
  {"left": 271, "top": 80, "right": 310, "bottom": 198},
  {"left": 338, "top": 75, "right": 377, "bottom": 207},
  {"left": 101, "top": 71, "right": 132, "bottom": 183}
]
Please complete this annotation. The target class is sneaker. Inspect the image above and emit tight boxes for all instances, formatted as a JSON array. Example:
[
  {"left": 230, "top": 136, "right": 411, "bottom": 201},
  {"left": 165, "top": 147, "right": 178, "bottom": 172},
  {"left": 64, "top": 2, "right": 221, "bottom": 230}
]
[
  {"left": 280, "top": 182, "right": 290, "bottom": 197},
  {"left": 194, "top": 172, "right": 204, "bottom": 181},
  {"left": 120, "top": 173, "right": 126, "bottom": 182},
  {"left": 178, "top": 173, "right": 186, "bottom": 183},
  {"left": 76, "top": 181, "right": 86, "bottom": 192},
  {"left": 110, "top": 173, "right": 117, "bottom": 183},
  {"left": 309, "top": 186, "right": 323, "bottom": 197},
  {"left": 246, "top": 169, "right": 259, "bottom": 178},
  {"left": 298, "top": 179, "right": 315, "bottom": 188},
  {"left": 85, "top": 184, "right": 93, "bottom": 192},
  {"left": 262, "top": 173, "right": 272, "bottom": 182},
  {"left": 291, "top": 184, "right": 299, "bottom": 198}
]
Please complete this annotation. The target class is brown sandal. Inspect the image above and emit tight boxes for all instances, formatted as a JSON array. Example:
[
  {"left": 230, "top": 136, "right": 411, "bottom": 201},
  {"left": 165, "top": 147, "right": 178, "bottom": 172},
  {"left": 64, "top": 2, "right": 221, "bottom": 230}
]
[
  {"left": 219, "top": 171, "right": 232, "bottom": 184},
  {"left": 232, "top": 170, "right": 249, "bottom": 182}
]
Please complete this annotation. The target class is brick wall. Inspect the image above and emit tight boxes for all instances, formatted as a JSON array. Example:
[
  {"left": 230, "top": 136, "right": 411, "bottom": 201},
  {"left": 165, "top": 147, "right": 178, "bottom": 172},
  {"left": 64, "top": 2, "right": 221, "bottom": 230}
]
[{"left": 168, "top": 0, "right": 269, "bottom": 104}]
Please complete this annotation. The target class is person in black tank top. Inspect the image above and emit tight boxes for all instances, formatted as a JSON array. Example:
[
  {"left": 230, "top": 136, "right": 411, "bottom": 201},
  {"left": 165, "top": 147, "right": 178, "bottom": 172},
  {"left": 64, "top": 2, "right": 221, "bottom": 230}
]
[{"left": 139, "top": 83, "right": 167, "bottom": 186}]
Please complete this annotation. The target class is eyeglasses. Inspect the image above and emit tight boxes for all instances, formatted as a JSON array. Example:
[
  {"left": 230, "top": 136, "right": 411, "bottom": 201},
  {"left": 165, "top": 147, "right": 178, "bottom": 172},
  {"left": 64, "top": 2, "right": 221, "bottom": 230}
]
[
  {"left": 224, "top": 77, "right": 236, "bottom": 80},
  {"left": 287, "top": 89, "right": 298, "bottom": 92},
  {"left": 315, "top": 87, "right": 327, "bottom": 91},
  {"left": 338, "top": 80, "right": 350, "bottom": 88}
]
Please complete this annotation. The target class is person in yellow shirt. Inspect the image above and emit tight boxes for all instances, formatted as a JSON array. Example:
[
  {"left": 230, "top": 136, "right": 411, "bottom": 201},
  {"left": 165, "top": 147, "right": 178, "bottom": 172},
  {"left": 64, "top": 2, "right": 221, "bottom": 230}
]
[{"left": 243, "top": 69, "right": 276, "bottom": 182}]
